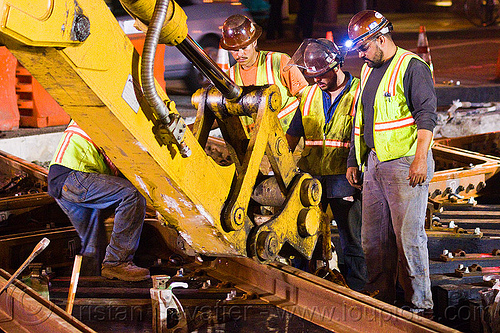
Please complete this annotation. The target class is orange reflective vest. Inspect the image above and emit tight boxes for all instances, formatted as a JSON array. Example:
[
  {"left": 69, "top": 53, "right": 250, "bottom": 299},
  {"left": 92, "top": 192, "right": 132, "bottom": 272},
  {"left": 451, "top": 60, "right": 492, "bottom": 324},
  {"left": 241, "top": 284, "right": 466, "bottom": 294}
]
[{"left": 229, "top": 51, "right": 300, "bottom": 132}]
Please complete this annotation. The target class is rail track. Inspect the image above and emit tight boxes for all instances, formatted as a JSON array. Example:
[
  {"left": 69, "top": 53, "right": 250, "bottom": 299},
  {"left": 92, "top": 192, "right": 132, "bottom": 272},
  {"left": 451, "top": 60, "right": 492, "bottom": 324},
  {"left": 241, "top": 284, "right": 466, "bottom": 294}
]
[{"left": 0, "top": 131, "right": 499, "bottom": 332}]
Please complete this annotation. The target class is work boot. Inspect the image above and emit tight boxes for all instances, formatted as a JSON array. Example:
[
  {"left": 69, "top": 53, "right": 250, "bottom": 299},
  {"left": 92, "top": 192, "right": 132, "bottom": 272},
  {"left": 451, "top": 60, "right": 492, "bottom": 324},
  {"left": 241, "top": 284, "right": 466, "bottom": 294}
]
[
  {"left": 410, "top": 308, "right": 434, "bottom": 320},
  {"left": 101, "top": 262, "right": 150, "bottom": 281}
]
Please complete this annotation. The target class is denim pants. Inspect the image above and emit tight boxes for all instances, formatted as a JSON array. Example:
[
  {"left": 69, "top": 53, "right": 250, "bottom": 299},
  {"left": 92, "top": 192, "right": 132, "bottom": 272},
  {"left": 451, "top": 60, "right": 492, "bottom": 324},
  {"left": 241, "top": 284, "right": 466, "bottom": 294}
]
[
  {"left": 324, "top": 196, "right": 367, "bottom": 291},
  {"left": 55, "top": 171, "right": 146, "bottom": 265},
  {"left": 362, "top": 150, "right": 434, "bottom": 309}
]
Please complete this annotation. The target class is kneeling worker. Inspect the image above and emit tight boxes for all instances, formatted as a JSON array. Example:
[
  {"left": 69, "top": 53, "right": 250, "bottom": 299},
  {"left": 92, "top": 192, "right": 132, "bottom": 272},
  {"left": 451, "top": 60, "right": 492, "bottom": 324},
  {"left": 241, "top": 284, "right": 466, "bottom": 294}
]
[{"left": 47, "top": 120, "right": 150, "bottom": 282}]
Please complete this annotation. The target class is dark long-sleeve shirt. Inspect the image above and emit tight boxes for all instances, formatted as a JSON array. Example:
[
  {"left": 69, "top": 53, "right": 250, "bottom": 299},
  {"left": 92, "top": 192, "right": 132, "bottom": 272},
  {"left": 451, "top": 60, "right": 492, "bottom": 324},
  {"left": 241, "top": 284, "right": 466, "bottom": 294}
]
[{"left": 347, "top": 57, "right": 437, "bottom": 167}]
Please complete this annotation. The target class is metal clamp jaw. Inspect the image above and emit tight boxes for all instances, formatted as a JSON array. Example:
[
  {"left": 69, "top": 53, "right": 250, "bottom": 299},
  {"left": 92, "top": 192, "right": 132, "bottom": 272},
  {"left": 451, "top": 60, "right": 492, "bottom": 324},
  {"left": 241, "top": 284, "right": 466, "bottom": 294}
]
[
  {"left": 150, "top": 276, "right": 189, "bottom": 332},
  {"left": 152, "top": 109, "right": 191, "bottom": 158}
]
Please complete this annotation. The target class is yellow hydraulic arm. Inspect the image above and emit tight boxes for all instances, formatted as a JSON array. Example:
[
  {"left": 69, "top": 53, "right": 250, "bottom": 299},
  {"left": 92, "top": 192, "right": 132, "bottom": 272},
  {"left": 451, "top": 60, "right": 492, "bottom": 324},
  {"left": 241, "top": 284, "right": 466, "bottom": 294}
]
[{"left": 0, "top": 0, "right": 326, "bottom": 263}]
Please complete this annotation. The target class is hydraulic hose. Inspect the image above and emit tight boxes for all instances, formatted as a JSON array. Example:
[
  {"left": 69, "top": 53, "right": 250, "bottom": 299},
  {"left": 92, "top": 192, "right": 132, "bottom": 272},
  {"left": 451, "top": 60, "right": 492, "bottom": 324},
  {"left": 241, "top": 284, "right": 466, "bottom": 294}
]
[
  {"left": 142, "top": 0, "right": 190, "bottom": 157},
  {"left": 122, "top": 0, "right": 242, "bottom": 100},
  {"left": 141, "top": 0, "right": 170, "bottom": 125}
]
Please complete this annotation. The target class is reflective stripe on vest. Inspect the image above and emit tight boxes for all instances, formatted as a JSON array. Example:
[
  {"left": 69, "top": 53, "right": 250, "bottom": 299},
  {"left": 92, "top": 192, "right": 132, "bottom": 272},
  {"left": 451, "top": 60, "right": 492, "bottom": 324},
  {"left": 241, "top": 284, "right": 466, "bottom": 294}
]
[
  {"left": 387, "top": 51, "right": 413, "bottom": 96},
  {"left": 230, "top": 51, "right": 300, "bottom": 132},
  {"left": 374, "top": 116, "right": 415, "bottom": 131},
  {"left": 302, "top": 85, "right": 318, "bottom": 117},
  {"left": 305, "top": 139, "right": 350, "bottom": 148},
  {"left": 266, "top": 51, "right": 275, "bottom": 84},
  {"left": 350, "top": 82, "right": 360, "bottom": 117},
  {"left": 355, "top": 48, "right": 423, "bottom": 163},
  {"left": 278, "top": 98, "right": 299, "bottom": 119},
  {"left": 298, "top": 79, "right": 359, "bottom": 175},
  {"left": 54, "top": 123, "right": 94, "bottom": 164}
]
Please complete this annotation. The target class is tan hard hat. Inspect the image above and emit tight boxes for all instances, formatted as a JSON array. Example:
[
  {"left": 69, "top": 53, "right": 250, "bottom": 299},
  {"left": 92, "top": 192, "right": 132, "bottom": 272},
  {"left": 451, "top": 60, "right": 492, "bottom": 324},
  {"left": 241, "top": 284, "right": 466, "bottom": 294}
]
[
  {"left": 347, "top": 10, "right": 392, "bottom": 48},
  {"left": 220, "top": 14, "right": 262, "bottom": 50}
]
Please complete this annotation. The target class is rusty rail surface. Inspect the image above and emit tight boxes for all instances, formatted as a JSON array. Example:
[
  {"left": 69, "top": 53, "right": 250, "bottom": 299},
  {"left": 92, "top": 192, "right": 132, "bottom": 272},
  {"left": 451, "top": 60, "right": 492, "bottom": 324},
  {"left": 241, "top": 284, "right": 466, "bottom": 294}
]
[
  {"left": 0, "top": 150, "right": 48, "bottom": 183},
  {"left": 433, "top": 132, "right": 500, "bottom": 202},
  {"left": 0, "top": 269, "right": 96, "bottom": 332},
  {"left": 203, "top": 257, "right": 460, "bottom": 333},
  {"left": 430, "top": 143, "right": 500, "bottom": 204}
]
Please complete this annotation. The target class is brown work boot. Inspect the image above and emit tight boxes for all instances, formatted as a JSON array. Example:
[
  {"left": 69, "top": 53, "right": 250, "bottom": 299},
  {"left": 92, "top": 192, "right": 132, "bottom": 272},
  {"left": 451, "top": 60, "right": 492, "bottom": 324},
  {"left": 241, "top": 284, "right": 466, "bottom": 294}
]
[{"left": 101, "top": 262, "right": 150, "bottom": 281}]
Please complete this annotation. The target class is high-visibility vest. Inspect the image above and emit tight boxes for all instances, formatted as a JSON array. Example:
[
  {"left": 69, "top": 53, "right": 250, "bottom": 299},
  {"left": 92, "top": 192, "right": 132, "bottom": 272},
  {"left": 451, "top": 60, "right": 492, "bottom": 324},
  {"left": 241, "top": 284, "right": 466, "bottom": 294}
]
[
  {"left": 229, "top": 51, "right": 300, "bottom": 132},
  {"left": 298, "top": 77, "right": 360, "bottom": 175},
  {"left": 354, "top": 47, "right": 431, "bottom": 164},
  {"left": 50, "top": 120, "right": 113, "bottom": 175}
]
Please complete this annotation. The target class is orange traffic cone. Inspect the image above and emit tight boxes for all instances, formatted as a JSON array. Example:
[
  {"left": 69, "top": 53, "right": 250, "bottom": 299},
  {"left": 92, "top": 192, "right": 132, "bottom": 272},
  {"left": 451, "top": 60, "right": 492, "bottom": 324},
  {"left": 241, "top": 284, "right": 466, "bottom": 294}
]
[
  {"left": 416, "top": 25, "right": 434, "bottom": 82},
  {"left": 326, "top": 31, "right": 334, "bottom": 42},
  {"left": 216, "top": 43, "right": 230, "bottom": 72}
]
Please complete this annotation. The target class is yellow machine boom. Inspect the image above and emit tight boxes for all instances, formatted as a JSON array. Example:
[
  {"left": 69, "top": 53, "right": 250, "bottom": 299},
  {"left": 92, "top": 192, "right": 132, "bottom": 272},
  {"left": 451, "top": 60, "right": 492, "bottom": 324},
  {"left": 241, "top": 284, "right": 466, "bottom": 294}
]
[{"left": 0, "top": 0, "right": 326, "bottom": 262}]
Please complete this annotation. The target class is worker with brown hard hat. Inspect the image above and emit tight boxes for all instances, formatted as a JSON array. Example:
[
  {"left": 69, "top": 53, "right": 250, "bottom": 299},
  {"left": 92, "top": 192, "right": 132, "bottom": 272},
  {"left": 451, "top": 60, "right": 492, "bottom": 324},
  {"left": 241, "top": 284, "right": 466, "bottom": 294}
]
[
  {"left": 345, "top": 10, "right": 437, "bottom": 317},
  {"left": 285, "top": 38, "right": 367, "bottom": 291},
  {"left": 220, "top": 14, "right": 308, "bottom": 132}
]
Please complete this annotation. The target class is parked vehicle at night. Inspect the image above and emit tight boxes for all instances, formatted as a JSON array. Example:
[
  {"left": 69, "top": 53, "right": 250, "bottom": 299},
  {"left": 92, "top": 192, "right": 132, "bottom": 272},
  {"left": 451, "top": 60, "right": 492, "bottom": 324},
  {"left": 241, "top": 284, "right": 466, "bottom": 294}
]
[
  {"left": 164, "top": 0, "right": 252, "bottom": 93},
  {"left": 116, "top": 0, "right": 252, "bottom": 93}
]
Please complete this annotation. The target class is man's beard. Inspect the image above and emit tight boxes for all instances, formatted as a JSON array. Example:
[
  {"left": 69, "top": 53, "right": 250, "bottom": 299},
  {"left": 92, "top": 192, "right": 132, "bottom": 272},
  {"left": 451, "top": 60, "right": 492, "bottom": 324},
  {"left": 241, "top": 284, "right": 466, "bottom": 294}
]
[{"left": 365, "top": 47, "right": 384, "bottom": 68}]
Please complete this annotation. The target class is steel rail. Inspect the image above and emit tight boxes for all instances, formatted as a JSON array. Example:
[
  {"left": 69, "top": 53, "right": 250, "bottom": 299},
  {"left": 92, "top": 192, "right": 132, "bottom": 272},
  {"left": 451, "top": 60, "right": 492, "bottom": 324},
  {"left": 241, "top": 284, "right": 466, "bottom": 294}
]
[
  {"left": 0, "top": 269, "right": 96, "bottom": 333},
  {"left": 203, "top": 257, "right": 460, "bottom": 333}
]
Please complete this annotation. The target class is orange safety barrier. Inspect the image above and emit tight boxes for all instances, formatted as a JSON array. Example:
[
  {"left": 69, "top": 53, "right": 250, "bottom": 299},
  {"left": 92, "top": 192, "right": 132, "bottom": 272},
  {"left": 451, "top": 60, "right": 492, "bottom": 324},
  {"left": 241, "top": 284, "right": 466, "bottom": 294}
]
[
  {"left": 128, "top": 33, "right": 167, "bottom": 91},
  {"left": 496, "top": 47, "right": 500, "bottom": 83},
  {"left": 0, "top": 47, "right": 20, "bottom": 131},
  {"left": 16, "top": 63, "right": 70, "bottom": 128}
]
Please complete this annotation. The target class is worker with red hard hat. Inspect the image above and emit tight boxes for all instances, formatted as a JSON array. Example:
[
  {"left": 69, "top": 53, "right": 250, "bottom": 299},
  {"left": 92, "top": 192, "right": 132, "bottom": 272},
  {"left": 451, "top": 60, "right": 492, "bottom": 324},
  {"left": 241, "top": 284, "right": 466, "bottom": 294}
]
[{"left": 345, "top": 10, "right": 437, "bottom": 318}]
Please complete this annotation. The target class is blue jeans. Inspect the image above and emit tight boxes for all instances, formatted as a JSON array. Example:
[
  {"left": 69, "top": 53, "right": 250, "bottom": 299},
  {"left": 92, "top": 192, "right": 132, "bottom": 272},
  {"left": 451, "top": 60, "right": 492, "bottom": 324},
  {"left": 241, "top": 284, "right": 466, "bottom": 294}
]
[
  {"left": 324, "top": 196, "right": 367, "bottom": 291},
  {"left": 362, "top": 150, "right": 434, "bottom": 309},
  {"left": 55, "top": 171, "right": 146, "bottom": 264}
]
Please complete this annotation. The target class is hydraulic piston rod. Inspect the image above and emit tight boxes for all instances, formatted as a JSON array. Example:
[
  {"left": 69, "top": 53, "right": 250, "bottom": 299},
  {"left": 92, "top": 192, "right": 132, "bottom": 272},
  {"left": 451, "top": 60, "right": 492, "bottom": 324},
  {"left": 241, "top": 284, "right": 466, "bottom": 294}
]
[
  {"left": 120, "top": 0, "right": 242, "bottom": 100},
  {"left": 175, "top": 35, "right": 242, "bottom": 100}
]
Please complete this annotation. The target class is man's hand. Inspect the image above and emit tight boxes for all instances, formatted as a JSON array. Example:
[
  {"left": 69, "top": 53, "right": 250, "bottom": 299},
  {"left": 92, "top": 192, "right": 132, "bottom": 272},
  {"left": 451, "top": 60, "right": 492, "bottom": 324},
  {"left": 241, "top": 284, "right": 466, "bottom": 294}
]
[
  {"left": 408, "top": 129, "right": 433, "bottom": 187},
  {"left": 407, "top": 156, "right": 427, "bottom": 187},
  {"left": 346, "top": 166, "right": 362, "bottom": 190}
]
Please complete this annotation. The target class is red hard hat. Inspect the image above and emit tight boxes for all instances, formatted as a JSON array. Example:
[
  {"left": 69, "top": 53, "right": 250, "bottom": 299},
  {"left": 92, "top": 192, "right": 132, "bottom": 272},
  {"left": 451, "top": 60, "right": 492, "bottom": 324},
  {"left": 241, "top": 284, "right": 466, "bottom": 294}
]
[
  {"left": 347, "top": 10, "right": 392, "bottom": 49},
  {"left": 220, "top": 14, "right": 262, "bottom": 50}
]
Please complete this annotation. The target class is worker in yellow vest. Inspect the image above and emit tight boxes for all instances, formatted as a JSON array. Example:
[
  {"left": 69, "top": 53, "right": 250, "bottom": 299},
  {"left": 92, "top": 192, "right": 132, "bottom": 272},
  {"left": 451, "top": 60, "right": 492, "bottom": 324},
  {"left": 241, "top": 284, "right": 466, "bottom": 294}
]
[
  {"left": 285, "top": 38, "right": 367, "bottom": 291},
  {"left": 345, "top": 10, "right": 437, "bottom": 318},
  {"left": 220, "top": 14, "right": 308, "bottom": 132},
  {"left": 47, "top": 121, "right": 150, "bottom": 282}
]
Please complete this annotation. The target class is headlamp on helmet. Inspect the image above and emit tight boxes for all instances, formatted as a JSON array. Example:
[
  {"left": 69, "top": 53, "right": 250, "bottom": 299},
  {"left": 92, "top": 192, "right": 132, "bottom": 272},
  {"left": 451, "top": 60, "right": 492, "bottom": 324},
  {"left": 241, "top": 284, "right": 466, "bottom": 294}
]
[{"left": 346, "top": 10, "right": 393, "bottom": 51}]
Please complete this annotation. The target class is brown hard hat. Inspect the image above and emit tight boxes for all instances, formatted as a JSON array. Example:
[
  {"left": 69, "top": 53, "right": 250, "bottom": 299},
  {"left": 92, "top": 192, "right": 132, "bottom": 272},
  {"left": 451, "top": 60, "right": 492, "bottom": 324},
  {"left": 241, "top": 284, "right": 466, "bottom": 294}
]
[
  {"left": 220, "top": 14, "right": 262, "bottom": 50},
  {"left": 287, "top": 38, "right": 344, "bottom": 78},
  {"left": 347, "top": 10, "right": 392, "bottom": 48}
]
